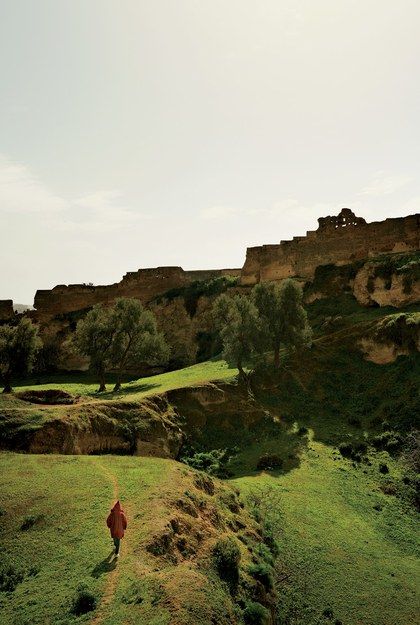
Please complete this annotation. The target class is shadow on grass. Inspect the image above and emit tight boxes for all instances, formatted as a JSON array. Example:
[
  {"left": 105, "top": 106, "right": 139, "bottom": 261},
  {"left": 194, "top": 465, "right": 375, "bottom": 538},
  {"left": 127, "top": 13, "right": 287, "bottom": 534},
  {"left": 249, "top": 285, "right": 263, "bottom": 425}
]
[
  {"left": 91, "top": 550, "right": 118, "bottom": 578},
  {"left": 229, "top": 427, "right": 309, "bottom": 478},
  {"left": 98, "top": 382, "right": 160, "bottom": 399}
]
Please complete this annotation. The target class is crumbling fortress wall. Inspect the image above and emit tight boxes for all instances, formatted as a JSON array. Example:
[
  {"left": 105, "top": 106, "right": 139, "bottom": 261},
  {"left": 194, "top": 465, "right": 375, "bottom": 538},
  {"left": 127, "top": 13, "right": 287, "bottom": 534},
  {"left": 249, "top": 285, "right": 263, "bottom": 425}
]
[
  {"left": 0, "top": 300, "right": 14, "bottom": 321},
  {"left": 240, "top": 209, "right": 419, "bottom": 285},
  {"left": 33, "top": 266, "right": 241, "bottom": 321}
]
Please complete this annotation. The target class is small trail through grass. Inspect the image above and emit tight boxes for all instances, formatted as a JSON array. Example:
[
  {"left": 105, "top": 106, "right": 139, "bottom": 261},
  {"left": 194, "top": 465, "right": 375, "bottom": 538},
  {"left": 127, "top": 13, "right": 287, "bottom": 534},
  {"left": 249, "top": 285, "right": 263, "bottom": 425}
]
[
  {"left": 90, "top": 461, "right": 119, "bottom": 625},
  {"left": 91, "top": 459, "right": 130, "bottom": 625}
]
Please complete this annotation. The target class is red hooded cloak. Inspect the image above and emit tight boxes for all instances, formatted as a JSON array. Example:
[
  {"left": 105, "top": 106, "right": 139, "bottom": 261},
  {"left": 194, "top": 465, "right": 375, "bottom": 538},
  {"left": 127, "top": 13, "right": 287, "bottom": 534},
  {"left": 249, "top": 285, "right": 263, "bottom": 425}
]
[{"left": 106, "top": 500, "right": 127, "bottom": 539}]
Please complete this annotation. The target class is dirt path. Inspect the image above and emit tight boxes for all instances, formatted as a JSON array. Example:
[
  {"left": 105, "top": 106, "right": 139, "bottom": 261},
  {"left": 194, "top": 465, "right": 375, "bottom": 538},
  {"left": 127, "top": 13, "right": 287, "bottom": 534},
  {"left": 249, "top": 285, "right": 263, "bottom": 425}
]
[{"left": 91, "top": 460, "right": 131, "bottom": 625}]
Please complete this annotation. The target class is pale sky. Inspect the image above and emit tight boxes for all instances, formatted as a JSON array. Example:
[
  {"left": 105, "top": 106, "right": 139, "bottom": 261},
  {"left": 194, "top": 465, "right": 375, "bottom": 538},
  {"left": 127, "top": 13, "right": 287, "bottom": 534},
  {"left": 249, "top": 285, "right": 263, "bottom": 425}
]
[{"left": 1, "top": 0, "right": 419, "bottom": 304}]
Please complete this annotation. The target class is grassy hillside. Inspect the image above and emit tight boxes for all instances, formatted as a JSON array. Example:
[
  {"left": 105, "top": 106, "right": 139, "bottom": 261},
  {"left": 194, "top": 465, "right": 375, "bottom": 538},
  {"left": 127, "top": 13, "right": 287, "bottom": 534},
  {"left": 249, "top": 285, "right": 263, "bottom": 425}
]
[
  {"left": 0, "top": 454, "right": 272, "bottom": 625},
  {"left": 236, "top": 436, "right": 419, "bottom": 625},
  {"left": 1, "top": 434, "right": 418, "bottom": 625},
  {"left": 1, "top": 300, "right": 419, "bottom": 625},
  {"left": 10, "top": 359, "right": 237, "bottom": 400}
]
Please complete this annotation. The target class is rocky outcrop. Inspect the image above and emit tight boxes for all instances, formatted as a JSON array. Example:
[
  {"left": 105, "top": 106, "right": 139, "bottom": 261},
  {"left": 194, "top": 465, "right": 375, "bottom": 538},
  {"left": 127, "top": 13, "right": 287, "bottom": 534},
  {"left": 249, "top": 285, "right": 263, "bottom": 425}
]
[
  {"left": 1, "top": 395, "right": 184, "bottom": 457},
  {"left": 0, "top": 381, "right": 281, "bottom": 457},
  {"left": 353, "top": 263, "right": 420, "bottom": 307},
  {"left": 358, "top": 338, "right": 411, "bottom": 364},
  {"left": 358, "top": 312, "right": 420, "bottom": 363},
  {"left": 167, "top": 382, "right": 277, "bottom": 450}
]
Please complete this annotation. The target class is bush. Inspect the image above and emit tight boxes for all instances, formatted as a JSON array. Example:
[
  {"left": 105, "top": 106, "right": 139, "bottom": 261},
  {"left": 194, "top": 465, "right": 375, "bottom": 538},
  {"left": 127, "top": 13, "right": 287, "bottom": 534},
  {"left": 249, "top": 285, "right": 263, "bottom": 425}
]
[
  {"left": 21, "top": 514, "right": 44, "bottom": 530},
  {"left": 338, "top": 441, "right": 366, "bottom": 461},
  {"left": 0, "top": 564, "right": 24, "bottom": 592},
  {"left": 262, "top": 520, "right": 279, "bottom": 557},
  {"left": 374, "top": 312, "right": 420, "bottom": 352},
  {"left": 243, "top": 600, "right": 271, "bottom": 625},
  {"left": 181, "top": 448, "right": 236, "bottom": 478},
  {"left": 71, "top": 583, "right": 97, "bottom": 615},
  {"left": 248, "top": 562, "right": 274, "bottom": 591},
  {"left": 157, "top": 275, "right": 239, "bottom": 317},
  {"left": 212, "top": 536, "right": 241, "bottom": 585},
  {"left": 371, "top": 431, "right": 403, "bottom": 453},
  {"left": 256, "top": 454, "right": 283, "bottom": 471},
  {"left": 253, "top": 542, "right": 275, "bottom": 567}
]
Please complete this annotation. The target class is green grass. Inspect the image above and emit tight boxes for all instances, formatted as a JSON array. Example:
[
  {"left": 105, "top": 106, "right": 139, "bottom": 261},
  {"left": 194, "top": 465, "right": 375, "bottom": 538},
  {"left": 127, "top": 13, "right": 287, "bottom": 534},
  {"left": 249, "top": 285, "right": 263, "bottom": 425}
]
[
  {"left": 1, "top": 309, "right": 420, "bottom": 624},
  {"left": 0, "top": 453, "right": 266, "bottom": 625},
  {"left": 234, "top": 436, "right": 419, "bottom": 625},
  {"left": 0, "top": 454, "right": 172, "bottom": 625},
  {"left": 9, "top": 359, "right": 237, "bottom": 401}
]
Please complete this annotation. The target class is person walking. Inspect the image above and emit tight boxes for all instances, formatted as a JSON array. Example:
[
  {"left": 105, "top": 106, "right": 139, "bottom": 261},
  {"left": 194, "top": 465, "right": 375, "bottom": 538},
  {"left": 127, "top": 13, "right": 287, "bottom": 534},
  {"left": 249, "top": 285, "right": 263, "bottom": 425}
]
[{"left": 106, "top": 500, "right": 127, "bottom": 557}]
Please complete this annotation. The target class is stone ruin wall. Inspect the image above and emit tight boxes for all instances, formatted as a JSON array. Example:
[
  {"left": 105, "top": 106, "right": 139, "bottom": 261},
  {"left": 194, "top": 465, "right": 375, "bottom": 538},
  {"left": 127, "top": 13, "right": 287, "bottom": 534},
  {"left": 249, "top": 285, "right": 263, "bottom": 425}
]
[
  {"left": 33, "top": 266, "right": 241, "bottom": 321},
  {"left": 240, "top": 209, "right": 420, "bottom": 286},
  {"left": 0, "top": 300, "right": 14, "bottom": 321}
]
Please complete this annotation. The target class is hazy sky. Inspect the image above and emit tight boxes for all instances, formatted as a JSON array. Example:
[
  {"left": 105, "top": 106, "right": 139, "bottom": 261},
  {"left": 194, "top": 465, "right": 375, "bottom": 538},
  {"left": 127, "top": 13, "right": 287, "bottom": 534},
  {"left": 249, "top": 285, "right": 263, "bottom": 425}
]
[{"left": 1, "top": 0, "right": 419, "bottom": 304}]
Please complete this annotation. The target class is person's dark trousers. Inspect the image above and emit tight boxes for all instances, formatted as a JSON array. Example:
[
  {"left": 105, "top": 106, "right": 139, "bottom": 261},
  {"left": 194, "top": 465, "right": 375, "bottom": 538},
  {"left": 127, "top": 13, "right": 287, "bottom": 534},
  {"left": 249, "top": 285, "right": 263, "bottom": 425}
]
[{"left": 113, "top": 537, "right": 120, "bottom": 554}]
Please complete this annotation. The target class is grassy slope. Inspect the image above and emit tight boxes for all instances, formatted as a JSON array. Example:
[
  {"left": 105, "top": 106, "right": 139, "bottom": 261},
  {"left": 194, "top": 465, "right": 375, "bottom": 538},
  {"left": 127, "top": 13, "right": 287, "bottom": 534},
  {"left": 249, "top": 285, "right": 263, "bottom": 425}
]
[
  {"left": 235, "top": 437, "right": 419, "bottom": 625},
  {"left": 0, "top": 454, "right": 171, "bottom": 625},
  {"left": 10, "top": 359, "right": 237, "bottom": 400},
  {"left": 0, "top": 453, "right": 264, "bottom": 625}
]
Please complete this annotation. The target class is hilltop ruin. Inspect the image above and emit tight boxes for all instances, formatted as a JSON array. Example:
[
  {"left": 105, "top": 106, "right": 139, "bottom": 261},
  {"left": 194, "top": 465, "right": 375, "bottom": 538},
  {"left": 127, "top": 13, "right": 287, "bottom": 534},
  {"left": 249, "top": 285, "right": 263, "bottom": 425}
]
[
  {"left": 0, "top": 209, "right": 418, "bottom": 370},
  {"left": 240, "top": 209, "right": 419, "bottom": 285}
]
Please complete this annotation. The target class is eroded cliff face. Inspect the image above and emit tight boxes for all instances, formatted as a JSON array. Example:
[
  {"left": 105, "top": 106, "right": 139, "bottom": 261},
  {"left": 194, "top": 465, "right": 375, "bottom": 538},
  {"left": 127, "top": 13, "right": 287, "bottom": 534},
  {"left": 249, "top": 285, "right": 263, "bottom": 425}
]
[
  {"left": 0, "top": 381, "right": 273, "bottom": 457},
  {"left": 353, "top": 263, "right": 420, "bottom": 308}
]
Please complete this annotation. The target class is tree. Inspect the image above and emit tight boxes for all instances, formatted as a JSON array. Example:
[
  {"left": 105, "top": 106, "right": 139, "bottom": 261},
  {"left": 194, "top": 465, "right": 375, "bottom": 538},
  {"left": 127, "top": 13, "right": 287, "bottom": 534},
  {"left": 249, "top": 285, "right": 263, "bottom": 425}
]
[
  {"left": 212, "top": 293, "right": 261, "bottom": 383},
  {"left": 74, "top": 298, "right": 169, "bottom": 392},
  {"left": 0, "top": 318, "right": 41, "bottom": 393},
  {"left": 73, "top": 305, "right": 116, "bottom": 392},
  {"left": 252, "top": 279, "right": 311, "bottom": 367},
  {"left": 109, "top": 298, "right": 170, "bottom": 391}
]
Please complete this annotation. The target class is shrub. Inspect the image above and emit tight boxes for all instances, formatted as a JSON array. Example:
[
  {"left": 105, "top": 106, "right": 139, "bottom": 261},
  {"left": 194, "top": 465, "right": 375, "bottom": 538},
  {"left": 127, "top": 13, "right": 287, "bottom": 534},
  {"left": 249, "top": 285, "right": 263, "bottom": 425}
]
[
  {"left": 402, "top": 430, "right": 420, "bottom": 472},
  {"left": 21, "top": 513, "right": 44, "bottom": 530},
  {"left": 243, "top": 601, "right": 271, "bottom": 625},
  {"left": 371, "top": 431, "right": 403, "bottom": 453},
  {"left": 374, "top": 312, "right": 420, "bottom": 352},
  {"left": 248, "top": 562, "right": 274, "bottom": 591},
  {"left": 253, "top": 542, "right": 275, "bottom": 567},
  {"left": 338, "top": 441, "right": 366, "bottom": 461},
  {"left": 0, "top": 564, "right": 24, "bottom": 592},
  {"left": 262, "top": 520, "right": 279, "bottom": 557},
  {"left": 212, "top": 536, "right": 241, "bottom": 585},
  {"left": 181, "top": 448, "right": 236, "bottom": 478},
  {"left": 256, "top": 454, "right": 283, "bottom": 471},
  {"left": 157, "top": 275, "right": 239, "bottom": 317},
  {"left": 71, "top": 583, "right": 97, "bottom": 615},
  {"left": 323, "top": 607, "right": 334, "bottom": 619}
]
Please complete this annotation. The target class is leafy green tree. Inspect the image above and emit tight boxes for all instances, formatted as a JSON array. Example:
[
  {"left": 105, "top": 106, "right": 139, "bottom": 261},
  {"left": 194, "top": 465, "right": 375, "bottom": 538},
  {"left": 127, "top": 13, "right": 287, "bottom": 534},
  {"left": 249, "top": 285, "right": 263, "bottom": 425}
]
[
  {"left": 74, "top": 298, "right": 169, "bottom": 392},
  {"left": 252, "top": 279, "right": 311, "bottom": 367},
  {"left": 0, "top": 318, "right": 41, "bottom": 393},
  {"left": 212, "top": 293, "right": 261, "bottom": 382},
  {"left": 109, "top": 298, "right": 170, "bottom": 391},
  {"left": 74, "top": 305, "right": 115, "bottom": 392}
]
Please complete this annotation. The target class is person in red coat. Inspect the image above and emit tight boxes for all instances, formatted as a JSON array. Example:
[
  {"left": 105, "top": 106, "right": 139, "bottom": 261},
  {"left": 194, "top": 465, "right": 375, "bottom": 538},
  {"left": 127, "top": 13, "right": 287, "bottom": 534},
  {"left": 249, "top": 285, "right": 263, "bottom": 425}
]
[{"left": 106, "top": 500, "right": 127, "bottom": 556}]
